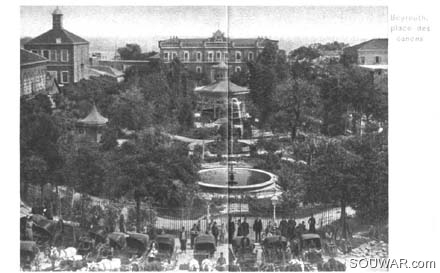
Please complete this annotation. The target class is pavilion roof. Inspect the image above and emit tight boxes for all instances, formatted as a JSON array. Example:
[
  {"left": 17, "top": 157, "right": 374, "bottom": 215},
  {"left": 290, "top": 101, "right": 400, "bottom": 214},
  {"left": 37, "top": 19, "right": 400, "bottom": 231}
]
[
  {"left": 78, "top": 104, "right": 108, "bottom": 126},
  {"left": 194, "top": 79, "right": 249, "bottom": 96}
]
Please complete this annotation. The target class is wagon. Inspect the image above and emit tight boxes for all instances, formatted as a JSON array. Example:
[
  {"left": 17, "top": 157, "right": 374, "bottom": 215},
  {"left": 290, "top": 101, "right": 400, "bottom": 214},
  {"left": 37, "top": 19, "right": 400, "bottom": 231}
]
[
  {"left": 261, "top": 236, "right": 288, "bottom": 267},
  {"left": 154, "top": 234, "right": 177, "bottom": 263},
  {"left": 299, "top": 233, "right": 323, "bottom": 264},
  {"left": 20, "top": 241, "right": 39, "bottom": 270},
  {"left": 126, "top": 232, "right": 149, "bottom": 257},
  {"left": 231, "top": 236, "right": 257, "bottom": 270},
  {"left": 193, "top": 234, "right": 216, "bottom": 265}
]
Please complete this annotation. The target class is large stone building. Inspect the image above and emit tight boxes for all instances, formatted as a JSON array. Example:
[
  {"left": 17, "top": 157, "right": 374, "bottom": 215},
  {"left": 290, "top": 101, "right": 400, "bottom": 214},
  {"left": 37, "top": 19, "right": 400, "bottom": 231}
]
[
  {"left": 158, "top": 30, "right": 278, "bottom": 82},
  {"left": 343, "top": 38, "right": 388, "bottom": 66},
  {"left": 24, "top": 7, "right": 89, "bottom": 85}
]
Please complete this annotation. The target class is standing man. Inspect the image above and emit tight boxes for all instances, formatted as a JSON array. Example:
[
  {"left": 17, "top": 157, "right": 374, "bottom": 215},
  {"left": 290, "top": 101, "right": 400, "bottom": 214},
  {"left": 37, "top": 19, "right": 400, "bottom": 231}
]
[
  {"left": 257, "top": 218, "right": 263, "bottom": 242},
  {"left": 253, "top": 218, "right": 259, "bottom": 242},
  {"left": 228, "top": 216, "right": 235, "bottom": 244},
  {"left": 241, "top": 217, "right": 250, "bottom": 237},
  {"left": 219, "top": 223, "right": 226, "bottom": 244},
  {"left": 237, "top": 219, "right": 243, "bottom": 237},
  {"left": 212, "top": 221, "right": 219, "bottom": 246},
  {"left": 190, "top": 224, "right": 199, "bottom": 249},
  {"left": 287, "top": 218, "right": 296, "bottom": 240},
  {"left": 119, "top": 214, "right": 126, "bottom": 233},
  {"left": 280, "top": 218, "right": 288, "bottom": 237},
  {"left": 308, "top": 214, "right": 316, "bottom": 233},
  {"left": 179, "top": 226, "right": 188, "bottom": 253}
]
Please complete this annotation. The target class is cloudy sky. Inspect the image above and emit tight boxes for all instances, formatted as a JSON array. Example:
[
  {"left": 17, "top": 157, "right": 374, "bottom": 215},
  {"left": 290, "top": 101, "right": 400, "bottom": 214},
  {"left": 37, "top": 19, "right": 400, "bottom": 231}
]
[{"left": 21, "top": 6, "right": 388, "bottom": 50}]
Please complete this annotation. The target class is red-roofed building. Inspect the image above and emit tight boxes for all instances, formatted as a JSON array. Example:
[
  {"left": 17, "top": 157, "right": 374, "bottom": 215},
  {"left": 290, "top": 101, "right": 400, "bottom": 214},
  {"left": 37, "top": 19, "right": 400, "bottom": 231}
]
[
  {"left": 24, "top": 7, "right": 89, "bottom": 85},
  {"left": 158, "top": 30, "right": 278, "bottom": 82}
]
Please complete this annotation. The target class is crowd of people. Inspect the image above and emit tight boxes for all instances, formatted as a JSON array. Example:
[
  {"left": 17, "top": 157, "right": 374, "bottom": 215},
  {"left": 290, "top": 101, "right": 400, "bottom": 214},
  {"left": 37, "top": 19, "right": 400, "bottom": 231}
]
[{"left": 227, "top": 214, "right": 318, "bottom": 243}]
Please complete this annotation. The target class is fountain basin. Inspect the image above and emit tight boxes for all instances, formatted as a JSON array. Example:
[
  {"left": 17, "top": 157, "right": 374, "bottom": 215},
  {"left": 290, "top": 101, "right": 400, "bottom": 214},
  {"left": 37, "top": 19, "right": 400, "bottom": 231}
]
[{"left": 198, "top": 167, "right": 278, "bottom": 193}]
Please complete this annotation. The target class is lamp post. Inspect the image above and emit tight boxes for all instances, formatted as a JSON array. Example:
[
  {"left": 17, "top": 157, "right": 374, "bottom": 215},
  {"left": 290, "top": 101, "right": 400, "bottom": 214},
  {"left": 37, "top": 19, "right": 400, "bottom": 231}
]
[
  {"left": 205, "top": 195, "right": 212, "bottom": 230},
  {"left": 271, "top": 195, "right": 279, "bottom": 224}
]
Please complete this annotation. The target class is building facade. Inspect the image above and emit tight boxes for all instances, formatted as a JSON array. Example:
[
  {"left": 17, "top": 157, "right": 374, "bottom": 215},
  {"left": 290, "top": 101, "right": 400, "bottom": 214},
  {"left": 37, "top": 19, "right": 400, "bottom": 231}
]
[
  {"left": 24, "top": 7, "right": 89, "bottom": 85},
  {"left": 343, "top": 38, "right": 388, "bottom": 66},
  {"left": 158, "top": 30, "right": 278, "bottom": 82},
  {"left": 20, "top": 49, "right": 48, "bottom": 96},
  {"left": 357, "top": 39, "right": 388, "bottom": 65}
]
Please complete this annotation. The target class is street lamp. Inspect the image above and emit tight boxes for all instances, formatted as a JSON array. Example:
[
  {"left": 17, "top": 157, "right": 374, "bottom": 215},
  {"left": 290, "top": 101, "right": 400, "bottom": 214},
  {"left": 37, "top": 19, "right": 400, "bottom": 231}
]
[
  {"left": 271, "top": 195, "right": 279, "bottom": 224},
  {"left": 205, "top": 195, "right": 212, "bottom": 228}
]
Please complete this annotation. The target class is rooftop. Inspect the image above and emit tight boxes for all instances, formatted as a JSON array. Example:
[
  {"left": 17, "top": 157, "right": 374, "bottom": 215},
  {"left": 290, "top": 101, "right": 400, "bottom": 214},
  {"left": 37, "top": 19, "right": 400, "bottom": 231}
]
[
  {"left": 194, "top": 79, "right": 249, "bottom": 96},
  {"left": 20, "top": 49, "right": 47, "bottom": 66},
  {"left": 89, "top": 65, "right": 124, "bottom": 78},
  {"left": 159, "top": 30, "right": 277, "bottom": 47},
  {"left": 351, "top": 38, "right": 388, "bottom": 51},
  {"left": 26, "top": 28, "right": 89, "bottom": 45},
  {"left": 78, "top": 104, "right": 108, "bottom": 126}
]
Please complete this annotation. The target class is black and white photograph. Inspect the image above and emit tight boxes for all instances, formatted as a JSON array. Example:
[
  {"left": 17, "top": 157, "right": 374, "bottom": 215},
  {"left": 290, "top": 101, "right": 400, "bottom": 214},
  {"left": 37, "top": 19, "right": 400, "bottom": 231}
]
[{"left": 7, "top": 1, "right": 438, "bottom": 272}]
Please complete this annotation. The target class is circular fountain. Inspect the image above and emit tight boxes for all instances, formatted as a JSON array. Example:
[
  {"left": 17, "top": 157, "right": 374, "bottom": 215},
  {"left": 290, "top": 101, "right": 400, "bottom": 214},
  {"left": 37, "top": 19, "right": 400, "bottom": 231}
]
[{"left": 198, "top": 166, "right": 280, "bottom": 198}]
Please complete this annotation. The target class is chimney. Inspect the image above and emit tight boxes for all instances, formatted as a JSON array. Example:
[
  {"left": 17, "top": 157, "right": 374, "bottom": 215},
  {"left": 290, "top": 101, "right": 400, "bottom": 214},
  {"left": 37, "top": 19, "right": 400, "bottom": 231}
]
[{"left": 52, "top": 7, "right": 63, "bottom": 29}]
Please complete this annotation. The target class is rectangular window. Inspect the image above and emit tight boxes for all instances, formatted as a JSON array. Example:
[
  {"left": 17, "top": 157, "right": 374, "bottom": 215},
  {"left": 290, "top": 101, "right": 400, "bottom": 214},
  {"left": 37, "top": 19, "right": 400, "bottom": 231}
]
[
  {"left": 375, "top": 56, "right": 381, "bottom": 64},
  {"left": 61, "top": 71, "right": 69, "bottom": 84},
  {"left": 248, "top": 52, "right": 254, "bottom": 61},
  {"left": 50, "top": 50, "right": 57, "bottom": 61},
  {"left": 196, "top": 52, "right": 202, "bottom": 61},
  {"left": 61, "top": 50, "right": 69, "bottom": 62},
  {"left": 184, "top": 51, "right": 189, "bottom": 61},
  {"left": 172, "top": 52, "right": 177, "bottom": 60},
  {"left": 216, "top": 51, "right": 221, "bottom": 61},
  {"left": 208, "top": 52, "right": 214, "bottom": 62},
  {"left": 360, "top": 56, "right": 366, "bottom": 64},
  {"left": 42, "top": 50, "right": 50, "bottom": 59},
  {"left": 164, "top": 52, "right": 169, "bottom": 61}
]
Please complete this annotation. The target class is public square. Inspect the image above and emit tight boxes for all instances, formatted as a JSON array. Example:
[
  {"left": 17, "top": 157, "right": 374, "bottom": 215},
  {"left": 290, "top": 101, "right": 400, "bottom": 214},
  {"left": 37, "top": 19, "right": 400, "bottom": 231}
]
[{"left": 20, "top": 6, "right": 388, "bottom": 271}]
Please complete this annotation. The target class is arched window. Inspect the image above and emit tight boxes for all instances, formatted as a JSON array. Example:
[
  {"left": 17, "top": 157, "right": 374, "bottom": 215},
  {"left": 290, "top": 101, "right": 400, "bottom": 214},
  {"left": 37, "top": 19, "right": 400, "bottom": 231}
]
[{"left": 235, "top": 51, "right": 242, "bottom": 62}]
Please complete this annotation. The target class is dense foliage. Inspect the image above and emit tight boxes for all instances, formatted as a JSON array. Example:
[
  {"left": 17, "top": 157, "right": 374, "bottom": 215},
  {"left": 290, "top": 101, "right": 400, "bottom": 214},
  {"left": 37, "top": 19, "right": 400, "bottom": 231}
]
[{"left": 21, "top": 41, "right": 388, "bottom": 230}]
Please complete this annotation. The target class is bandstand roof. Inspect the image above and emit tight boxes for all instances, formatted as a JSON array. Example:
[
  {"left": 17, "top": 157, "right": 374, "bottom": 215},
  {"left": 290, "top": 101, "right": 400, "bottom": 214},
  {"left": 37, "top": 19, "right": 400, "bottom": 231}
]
[
  {"left": 78, "top": 104, "right": 108, "bottom": 126},
  {"left": 194, "top": 79, "right": 249, "bottom": 97}
]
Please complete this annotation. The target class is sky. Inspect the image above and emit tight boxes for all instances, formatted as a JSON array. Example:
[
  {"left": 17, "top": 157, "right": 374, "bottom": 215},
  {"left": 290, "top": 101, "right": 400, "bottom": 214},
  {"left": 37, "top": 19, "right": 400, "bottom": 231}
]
[{"left": 20, "top": 6, "right": 388, "bottom": 51}]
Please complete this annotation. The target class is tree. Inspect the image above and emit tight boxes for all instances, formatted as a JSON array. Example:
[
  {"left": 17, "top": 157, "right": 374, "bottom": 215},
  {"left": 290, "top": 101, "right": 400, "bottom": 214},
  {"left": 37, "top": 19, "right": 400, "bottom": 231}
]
[
  {"left": 248, "top": 62, "right": 276, "bottom": 126},
  {"left": 318, "top": 64, "right": 386, "bottom": 136},
  {"left": 177, "top": 98, "right": 194, "bottom": 131},
  {"left": 230, "top": 70, "right": 248, "bottom": 86},
  {"left": 113, "top": 129, "right": 199, "bottom": 230},
  {"left": 21, "top": 155, "right": 48, "bottom": 203},
  {"left": 305, "top": 140, "right": 362, "bottom": 239},
  {"left": 275, "top": 50, "right": 289, "bottom": 81},
  {"left": 21, "top": 94, "right": 62, "bottom": 202},
  {"left": 117, "top": 44, "right": 142, "bottom": 60},
  {"left": 272, "top": 78, "right": 320, "bottom": 140},
  {"left": 248, "top": 42, "right": 282, "bottom": 126},
  {"left": 288, "top": 46, "right": 321, "bottom": 81}
]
